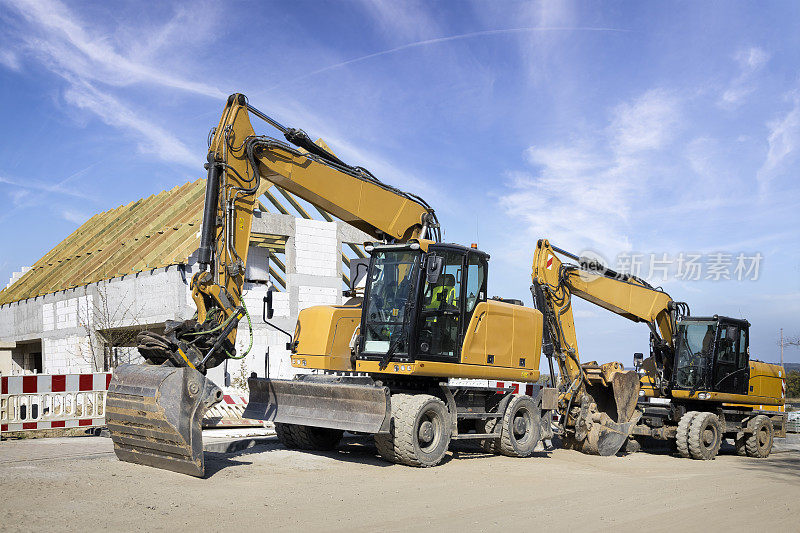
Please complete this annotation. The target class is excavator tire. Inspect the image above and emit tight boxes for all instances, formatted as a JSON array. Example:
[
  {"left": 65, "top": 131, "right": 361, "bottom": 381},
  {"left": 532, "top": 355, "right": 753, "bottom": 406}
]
[
  {"left": 676, "top": 411, "right": 698, "bottom": 458},
  {"left": 745, "top": 415, "right": 774, "bottom": 458},
  {"left": 499, "top": 395, "right": 542, "bottom": 457},
  {"left": 734, "top": 431, "right": 748, "bottom": 456},
  {"left": 374, "top": 432, "right": 397, "bottom": 463},
  {"left": 477, "top": 418, "right": 500, "bottom": 454},
  {"left": 623, "top": 437, "right": 642, "bottom": 454},
  {"left": 275, "top": 423, "right": 343, "bottom": 451},
  {"left": 688, "top": 412, "right": 722, "bottom": 460},
  {"left": 374, "top": 394, "right": 450, "bottom": 467}
]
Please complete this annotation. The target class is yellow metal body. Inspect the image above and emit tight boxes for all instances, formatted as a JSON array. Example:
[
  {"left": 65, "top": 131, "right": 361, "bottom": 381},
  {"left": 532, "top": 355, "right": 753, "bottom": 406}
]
[
  {"left": 291, "top": 299, "right": 542, "bottom": 382},
  {"left": 640, "top": 361, "right": 786, "bottom": 411}
]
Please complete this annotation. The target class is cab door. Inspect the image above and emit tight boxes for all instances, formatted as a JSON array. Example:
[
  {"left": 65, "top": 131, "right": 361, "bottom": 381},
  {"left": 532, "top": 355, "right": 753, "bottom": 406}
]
[
  {"left": 416, "top": 251, "right": 465, "bottom": 360},
  {"left": 713, "top": 324, "right": 748, "bottom": 395}
]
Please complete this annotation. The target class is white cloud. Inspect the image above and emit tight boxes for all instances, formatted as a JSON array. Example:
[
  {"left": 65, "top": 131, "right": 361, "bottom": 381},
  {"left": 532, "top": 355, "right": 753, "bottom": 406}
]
[
  {"left": 63, "top": 82, "right": 196, "bottom": 167},
  {"left": 499, "top": 89, "right": 681, "bottom": 254},
  {"left": 6, "top": 0, "right": 223, "bottom": 97},
  {"left": 719, "top": 46, "right": 769, "bottom": 108},
  {"left": 60, "top": 209, "right": 89, "bottom": 225},
  {"left": 609, "top": 89, "right": 680, "bottom": 154},
  {"left": 357, "top": 0, "right": 441, "bottom": 42},
  {"left": 756, "top": 94, "right": 800, "bottom": 196},
  {"left": 0, "top": 174, "right": 95, "bottom": 201},
  {"left": 0, "top": 49, "right": 21, "bottom": 71},
  {"left": 2, "top": 0, "right": 221, "bottom": 169}
]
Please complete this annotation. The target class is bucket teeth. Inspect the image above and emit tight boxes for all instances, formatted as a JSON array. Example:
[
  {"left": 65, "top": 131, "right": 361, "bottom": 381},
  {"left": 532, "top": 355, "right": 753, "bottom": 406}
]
[{"left": 106, "top": 364, "right": 222, "bottom": 477}]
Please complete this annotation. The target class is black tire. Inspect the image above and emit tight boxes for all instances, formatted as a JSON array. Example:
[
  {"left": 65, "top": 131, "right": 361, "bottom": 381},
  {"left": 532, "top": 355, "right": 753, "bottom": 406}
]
[
  {"left": 374, "top": 432, "right": 397, "bottom": 463},
  {"left": 676, "top": 411, "right": 697, "bottom": 458},
  {"left": 374, "top": 394, "right": 451, "bottom": 467},
  {"left": 499, "top": 395, "right": 542, "bottom": 457},
  {"left": 734, "top": 431, "right": 748, "bottom": 456},
  {"left": 275, "top": 423, "right": 343, "bottom": 451},
  {"left": 745, "top": 415, "right": 774, "bottom": 458},
  {"left": 477, "top": 418, "right": 500, "bottom": 454},
  {"left": 688, "top": 412, "right": 722, "bottom": 460},
  {"left": 624, "top": 437, "right": 642, "bottom": 454}
]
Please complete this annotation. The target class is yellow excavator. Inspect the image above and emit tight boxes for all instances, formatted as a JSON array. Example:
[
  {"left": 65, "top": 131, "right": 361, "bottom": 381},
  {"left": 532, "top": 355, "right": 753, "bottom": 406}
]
[
  {"left": 532, "top": 240, "right": 786, "bottom": 460},
  {"left": 106, "top": 94, "right": 637, "bottom": 476}
]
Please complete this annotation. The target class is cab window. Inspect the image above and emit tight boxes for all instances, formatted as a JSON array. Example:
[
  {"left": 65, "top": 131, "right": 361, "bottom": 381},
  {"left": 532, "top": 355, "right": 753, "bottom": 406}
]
[
  {"left": 464, "top": 254, "right": 486, "bottom": 317},
  {"left": 716, "top": 325, "right": 739, "bottom": 364},
  {"left": 738, "top": 329, "right": 748, "bottom": 368}
]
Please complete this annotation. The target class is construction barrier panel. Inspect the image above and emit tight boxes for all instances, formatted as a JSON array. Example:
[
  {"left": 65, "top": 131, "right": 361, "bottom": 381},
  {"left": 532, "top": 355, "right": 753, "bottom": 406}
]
[
  {"left": 1, "top": 373, "right": 111, "bottom": 433},
  {"left": 203, "top": 392, "right": 265, "bottom": 428},
  {"left": 788, "top": 411, "right": 800, "bottom": 433},
  {"left": 0, "top": 372, "right": 264, "bottom": 435}
]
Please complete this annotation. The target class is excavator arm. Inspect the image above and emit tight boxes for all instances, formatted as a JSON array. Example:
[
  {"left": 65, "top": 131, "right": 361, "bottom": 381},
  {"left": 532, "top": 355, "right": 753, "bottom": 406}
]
[
  {"left": 106, "top": 93, "right": 439, "bottom": 476},
  {"left": 531, "top": 239, "right": 682, "bottom": 455}
]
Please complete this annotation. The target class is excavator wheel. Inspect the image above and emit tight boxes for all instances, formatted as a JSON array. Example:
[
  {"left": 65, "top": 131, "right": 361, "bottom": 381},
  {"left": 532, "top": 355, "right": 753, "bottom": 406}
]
[
  {"left": 275, "top": 423, "right": 343, "bottom": 451},
  {"left": 688, "top": 412, "right": 722, "bottom": 460},
  {"left": 498, "top": 395, "right": 542, "bottom": 457},
  {"left": 745, "top": 415, "right": 774, "bottom": 458},
  {"left": 374, "top": 394, "right": 450, "bottom": 467},
  {"left": 734, "top": 431, "right": 748, "bottom": 456},
  {"left": 676, "top": 411, "right": 698, "bottom": 458},
  {"left": 477, "top": 418, "right": 499, "bottom": 454},
  {"left": 623, "top": 437, "right": 642, "bottom": 454}
]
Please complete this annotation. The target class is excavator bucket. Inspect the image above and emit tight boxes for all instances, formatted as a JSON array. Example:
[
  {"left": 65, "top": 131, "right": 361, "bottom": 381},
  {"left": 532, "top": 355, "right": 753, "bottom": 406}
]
[
  {"left": 574, "top": 370, "right": 642, "bottom": 456},
  {"left": 105, "top": 364, "right": 223, "bottom": 477},
  {"left": 243, "top": 377, "right": 391, "bottom": 433}
]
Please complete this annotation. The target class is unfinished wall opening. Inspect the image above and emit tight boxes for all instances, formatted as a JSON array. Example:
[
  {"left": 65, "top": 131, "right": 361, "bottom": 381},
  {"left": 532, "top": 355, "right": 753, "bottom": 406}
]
[
  {"left": 97, "top": 323, "right": 162, "bottom": 370},
  {"left": 12, "top": 339, "right": 43, "bottom": 374}
]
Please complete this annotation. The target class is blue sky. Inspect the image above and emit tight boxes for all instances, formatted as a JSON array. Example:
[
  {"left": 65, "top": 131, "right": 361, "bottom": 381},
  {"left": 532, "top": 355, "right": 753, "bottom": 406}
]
[{"left": 1, "top": 1, "right": 798, "bottom": 365}]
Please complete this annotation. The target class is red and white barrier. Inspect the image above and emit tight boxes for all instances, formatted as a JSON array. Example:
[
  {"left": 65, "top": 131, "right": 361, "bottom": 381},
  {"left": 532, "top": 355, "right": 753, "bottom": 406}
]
[
  {"left": 1, "top": 373, "right": 111, "bottom": 433},
  {"left": 203, "top": 392, "right": 264, "bottom": 428}
]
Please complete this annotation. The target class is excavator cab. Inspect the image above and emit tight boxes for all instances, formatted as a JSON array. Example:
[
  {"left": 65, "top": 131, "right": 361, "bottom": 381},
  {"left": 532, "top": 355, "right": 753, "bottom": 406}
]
[
  {"left": 356, "top": 242, "right": 488, "bottom": 366},
  {"left": 672, "top": 316, "right": 750, "bottom": 395}
]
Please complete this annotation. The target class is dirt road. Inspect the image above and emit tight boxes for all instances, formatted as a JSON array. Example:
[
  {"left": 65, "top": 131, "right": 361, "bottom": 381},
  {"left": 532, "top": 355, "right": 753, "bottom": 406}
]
[{"left": 1, "top": 435, "right": 798, "bottom": 532}]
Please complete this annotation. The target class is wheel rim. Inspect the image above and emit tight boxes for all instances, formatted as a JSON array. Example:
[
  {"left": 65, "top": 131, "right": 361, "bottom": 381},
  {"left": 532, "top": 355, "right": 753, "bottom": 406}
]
[
  {"left": 512, "top": 405, "right": 535, "bottom": 446},
  {"left": 702, "top": 421, "right": 718, "bottom": 450},
  {"left": 758, "top": 426, "right": 769, "bottom": 448},
  {"left": 417, "top": 409, "right": 443, "bottom": 452}
]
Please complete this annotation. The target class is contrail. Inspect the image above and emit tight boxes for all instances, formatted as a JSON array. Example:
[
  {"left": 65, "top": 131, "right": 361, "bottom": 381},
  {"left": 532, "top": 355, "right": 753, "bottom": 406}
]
[{"left": 253, "top": 26, "right": 634, "bottom": 95}]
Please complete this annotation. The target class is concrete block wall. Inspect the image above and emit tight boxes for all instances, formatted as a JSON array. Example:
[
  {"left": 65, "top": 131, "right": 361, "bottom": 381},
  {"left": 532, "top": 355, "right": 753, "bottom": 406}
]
[
  {"left": 43, "top": 336, "right": 94, "bottom": 374},
  {"left": 294, "top": 219, "right": 338, "bottom": 277}
]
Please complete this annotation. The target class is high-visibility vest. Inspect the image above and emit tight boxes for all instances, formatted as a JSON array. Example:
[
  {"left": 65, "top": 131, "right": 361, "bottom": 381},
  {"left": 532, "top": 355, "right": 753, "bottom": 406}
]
[{"left": 428, "top": 285, "right": 455, "bottom": 309}]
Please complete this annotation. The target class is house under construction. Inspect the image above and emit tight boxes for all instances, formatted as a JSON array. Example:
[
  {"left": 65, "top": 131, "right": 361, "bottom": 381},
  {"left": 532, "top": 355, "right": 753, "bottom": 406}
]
[{"left": 0, "top": 178, "right": 368, "bottom": 387}]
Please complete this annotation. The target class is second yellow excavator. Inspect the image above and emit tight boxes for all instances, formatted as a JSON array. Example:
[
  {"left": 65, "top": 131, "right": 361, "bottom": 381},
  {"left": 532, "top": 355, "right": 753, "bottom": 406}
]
[{"left": 531, "top": 240, "right": 786, "bottom": 460}]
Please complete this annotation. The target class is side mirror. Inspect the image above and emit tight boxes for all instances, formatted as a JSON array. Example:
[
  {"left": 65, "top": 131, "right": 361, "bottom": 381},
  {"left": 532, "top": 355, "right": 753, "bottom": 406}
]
[
  {"left": 263, "top": 283, "right": 276, "bottom": 321},
  {"left": 426, "top": 255, "right": 443, "bottom": 285},
  {"left": 633, "top": 352, "right": 644, "bottom": 368}
]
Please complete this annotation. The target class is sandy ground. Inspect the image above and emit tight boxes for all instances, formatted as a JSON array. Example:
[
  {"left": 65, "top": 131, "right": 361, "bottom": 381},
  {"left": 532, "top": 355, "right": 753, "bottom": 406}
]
[{"left": 1, "top": 433, "right": 798, "bottom": 532}]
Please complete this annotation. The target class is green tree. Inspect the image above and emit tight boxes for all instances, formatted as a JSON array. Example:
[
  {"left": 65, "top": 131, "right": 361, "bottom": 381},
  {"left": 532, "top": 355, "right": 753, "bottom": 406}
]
[{"left": 787, "top": 370, "right": 800, "bottom": 399}]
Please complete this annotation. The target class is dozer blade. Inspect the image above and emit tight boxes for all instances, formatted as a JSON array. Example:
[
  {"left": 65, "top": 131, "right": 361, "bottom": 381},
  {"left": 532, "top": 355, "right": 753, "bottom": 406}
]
[
  {"left": 243, "top": 377, "right": 391, "bottom": 434},
  {"left": 106, "top": 364, "right": 223, "bottom": 477},
  {"left": 575, "top": 370, "right": 642, "bottom": 456}
]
